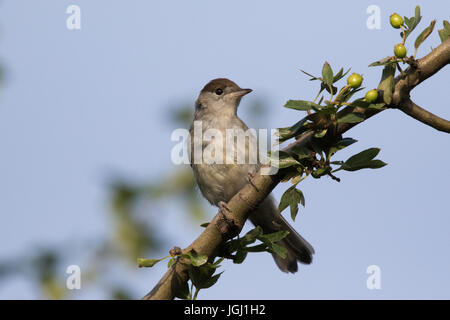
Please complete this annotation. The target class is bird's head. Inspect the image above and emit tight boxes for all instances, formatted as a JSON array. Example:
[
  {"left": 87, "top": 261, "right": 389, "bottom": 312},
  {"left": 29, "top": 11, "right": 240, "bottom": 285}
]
[{"left": 195, "top": 78, "right": 252, "bottom": 116}]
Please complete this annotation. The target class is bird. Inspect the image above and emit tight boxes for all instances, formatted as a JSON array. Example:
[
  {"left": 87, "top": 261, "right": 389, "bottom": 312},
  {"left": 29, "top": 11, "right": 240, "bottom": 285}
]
[{"left": 189, "top": 78, "right": 314, "bottom": 273}]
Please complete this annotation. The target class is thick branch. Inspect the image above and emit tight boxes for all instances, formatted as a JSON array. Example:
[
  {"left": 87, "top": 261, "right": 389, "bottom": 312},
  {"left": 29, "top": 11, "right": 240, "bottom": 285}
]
[
  {"left": 397, "top": 98, "right": 450, "bottom": 133},
  {"left": 143, "top": 38, "right": 450, "bottom": 300}
]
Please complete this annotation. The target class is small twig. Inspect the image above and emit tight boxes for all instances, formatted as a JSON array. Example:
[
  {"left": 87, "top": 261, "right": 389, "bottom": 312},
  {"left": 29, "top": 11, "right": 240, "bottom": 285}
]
[
  {"left": 400, "top": 25, "right": 406, "bottom": 44},
  {"left": 396, "top": 62, "right": 406, "bottom": 77},
  {"left": 327, "top": 172, "right": 341, "bottom": 182}
]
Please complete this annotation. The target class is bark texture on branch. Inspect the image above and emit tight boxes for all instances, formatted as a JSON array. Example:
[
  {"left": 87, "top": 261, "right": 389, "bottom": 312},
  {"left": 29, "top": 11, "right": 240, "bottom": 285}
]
[
  {"left": 143, "top": 38, "right": 450, "bottom": 300},
  {"left": 397, "top": 98, "right": 450, "bottom": 133}
]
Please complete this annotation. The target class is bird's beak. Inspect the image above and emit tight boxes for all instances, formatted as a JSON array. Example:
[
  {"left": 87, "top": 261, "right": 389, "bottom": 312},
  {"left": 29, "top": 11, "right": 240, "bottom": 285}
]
[{"left": 231, "top": 88, "right": 253, "bottom": 98}]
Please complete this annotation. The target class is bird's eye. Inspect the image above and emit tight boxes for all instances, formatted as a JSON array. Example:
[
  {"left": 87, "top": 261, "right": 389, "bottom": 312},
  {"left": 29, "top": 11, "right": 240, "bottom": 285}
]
[{"left": 215, "top": 88, "right": 223, "bottom": 95}]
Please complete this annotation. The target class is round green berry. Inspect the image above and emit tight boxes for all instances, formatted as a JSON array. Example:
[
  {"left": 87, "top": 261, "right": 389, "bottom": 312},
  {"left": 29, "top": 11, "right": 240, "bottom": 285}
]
[
  {"left": 365, "top": 89, "right": 378, "bottom": 103},
  {"left": 390, "top": 13, "right": 404, "bottom": 29},
  {"left": 394, "top": 43, "right": 407, "bottom": 58},
  {"left": 347, "top": 73, "right": 363, "bottom": 89}
]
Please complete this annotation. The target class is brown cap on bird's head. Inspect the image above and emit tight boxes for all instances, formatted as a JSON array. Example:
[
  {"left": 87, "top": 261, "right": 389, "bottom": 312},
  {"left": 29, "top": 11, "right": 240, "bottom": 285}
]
[{"left": 200, "top": 78, "right": 252, "bottom": 97}]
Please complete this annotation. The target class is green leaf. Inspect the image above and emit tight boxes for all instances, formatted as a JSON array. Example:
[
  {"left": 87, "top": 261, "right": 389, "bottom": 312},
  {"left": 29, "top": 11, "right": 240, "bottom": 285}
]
[
  {"left": 321, "top": 82, "right": 337, "bottom": 95},
  {"left": 311, "top": 167, "right": 329, "bottom": 178},
  {"left": 365, "top": 160, "right": 387, "bottom": 169},
  {"left": 337, "top": 112, "right": 365, "bottom": 123},
  {"left": 278, "top": 188, "right": 290, "bottom": 213},
  {"left": 270, "top": 243, "right": 288, "bottom": 259},
  {"left": 438, "top": 20, "right": 450, "bottom": 43},
  {"left": 328, "top": 138, "right": 357, "bottom": 157},
  {"left": 233, "top": 250, "right": 248, "bottom": 264},
  {"left": 242, "top": 226, "right": 263, "bottom": 244},
  {"left": 270, "top": 151, "right": 301, "bottom": 169},
  {"left": 277, "top": 117, "right": 309, "bottom": 142},
  {"left": 278, "top": 185, "right": 305, "bottom": 221},
  {"left": 289, "top": 117, "right": 309, "bottom": 132},
  {"left": 340, "top": 148, "right": 387, "bottom": 171},
  {"left": 291, "top": 145, "right": 311, "bottom": 159},
  {"left": 322, "top": 61, "right": 334, "bottom": 88},
  {"left": 259, "top": 230, "right": 290, "bottom": 243},
  {"left": 314, "top": 129, "right": 328, "bottom": 138},
  {"left": 334, "top": 86, "right": 351, "bottom": 103},
  {"left": 415, "top": 20, "right": 436, "bottom": 52},
  {"left": 184, "top": 251, "right": 208, "bottom": 267},
  {"left": 202, "top": 272, "right": 223, "bottom": 289},
  {"left": 300, "top": 69, "right": 321, "bottom": 81},
  {"left": 332, "top": 68, "right": 343, "bottom": 82},
  {"left": 333, "top": 67, "right": 350, "bottom": 83},
  {"left": 342, "top": 159, "right": 387, "bottom": 171},
  {"left": 284, "top": 100, "right": 322, "bottom": 111},
  {"left": 377, "top": 64, "right": 396, "bottom": 104},
  {"left": 350, "top": 99, "right": 370, "bottom": 108},
  {"left": 310, "top": 141, "right": 324, "bottom": 155},
  {"left": 317, "top": 106, "right": 336, "bottom": 117},
  {"left": 339, "top": 87, "right": 364, "bottom": 103},
  {"left": 401, "top": 6, "right": 422, "bottom": 40},
  {"left": 173, "top": 272, "right": 190, "bottom": 299},
  {"left": 350, "top": 99, "right": 386, "bottom": 110},
  {"left": 369, "top": 57, "right": 396, "bottom": 67},
  {"left": 245, "top": 244, "right": 269, "bottom": 253},
  {"left": 213, "top": 257, "right": 224, "bottom": 266},
  {"left": 188, "top": 264, "right": 223, "bottom": 289},
  {"left": 167, "top": 257, "right": 176, "bottom": 268},
  {"left": 345, "top": 148, "right": 380, "bottom": 165},
  {"left": 137, "top": 257, "right": 164, "bottom": 268}
]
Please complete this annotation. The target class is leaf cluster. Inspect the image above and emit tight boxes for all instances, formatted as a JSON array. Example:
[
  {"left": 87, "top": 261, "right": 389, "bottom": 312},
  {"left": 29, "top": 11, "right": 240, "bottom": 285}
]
[
  {"left": 219, "top": 226, "right": 290, "bottom": 264},
  {"left": 138, "top": 225, "right": 290, "bottom": 299}
]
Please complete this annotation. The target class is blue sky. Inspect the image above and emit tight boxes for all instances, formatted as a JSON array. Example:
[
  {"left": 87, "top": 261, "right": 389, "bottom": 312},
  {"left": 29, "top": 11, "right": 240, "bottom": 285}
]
[{"left": 0, "top": 0, "right": 449, "bottom": 299}]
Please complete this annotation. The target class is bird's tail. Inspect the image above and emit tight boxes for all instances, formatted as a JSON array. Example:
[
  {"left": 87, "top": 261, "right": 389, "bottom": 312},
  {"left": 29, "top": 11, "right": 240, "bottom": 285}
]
[{"left": 249, "top": 195, "right": 314, "bottom": 273}]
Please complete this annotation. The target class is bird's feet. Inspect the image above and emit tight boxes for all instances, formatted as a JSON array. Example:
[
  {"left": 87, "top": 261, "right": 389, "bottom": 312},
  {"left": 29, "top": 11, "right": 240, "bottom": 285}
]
[{"left": 217, "top": 201, "right": 241, "bottom": 238}]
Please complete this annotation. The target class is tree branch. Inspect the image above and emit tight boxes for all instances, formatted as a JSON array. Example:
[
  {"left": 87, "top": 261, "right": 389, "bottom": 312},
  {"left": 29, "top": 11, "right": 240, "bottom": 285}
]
[
  {"left": 389, "top": 37, "right": 450, "bottom": 132},
  {"left": 397, "top": 98, "right": 450, "bottom": 133},
  {"left": 143, "top": 38, "right": 450, "bottom": 300}
]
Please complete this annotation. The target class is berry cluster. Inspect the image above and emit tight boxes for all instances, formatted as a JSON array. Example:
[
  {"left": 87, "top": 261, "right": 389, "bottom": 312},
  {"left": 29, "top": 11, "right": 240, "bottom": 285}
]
[
  {"left": 390, "top": 13, "right": 407, "bottom": 58},
  {"left": 342, "top": 12, "right": 413, "bottom": 103}
]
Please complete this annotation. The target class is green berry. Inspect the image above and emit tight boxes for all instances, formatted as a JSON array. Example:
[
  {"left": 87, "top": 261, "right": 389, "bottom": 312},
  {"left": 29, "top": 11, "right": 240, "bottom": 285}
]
[
  {"left": 390, "top": 13, "right": 404, "bottom": 29},
  {"left": 347, "top": 73, "right": 363, "bottom": 89},
  {"left": 365, "top": 89, "right": 378, "bottom": 103},
  {"left": 394, "top": 43, "right": 407, "bottom": 58}
]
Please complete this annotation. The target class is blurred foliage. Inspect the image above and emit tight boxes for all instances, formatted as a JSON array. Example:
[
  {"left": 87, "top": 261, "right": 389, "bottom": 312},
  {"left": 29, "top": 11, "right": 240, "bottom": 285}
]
[
  {"left": 0, "top": 248, "right": 67, "bottom": 299},
  {"left": 0, "top": 75, "right": 268, "bottom": 298},
  {"left": 0, "top": 13, "right": 267, "bottom": 296}
]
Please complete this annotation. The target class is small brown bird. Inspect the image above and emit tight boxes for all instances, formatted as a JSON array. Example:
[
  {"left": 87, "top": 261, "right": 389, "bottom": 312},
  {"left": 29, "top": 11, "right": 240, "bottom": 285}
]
[{"left": 189, "top": 78, "right": 314, "bottom": 273}]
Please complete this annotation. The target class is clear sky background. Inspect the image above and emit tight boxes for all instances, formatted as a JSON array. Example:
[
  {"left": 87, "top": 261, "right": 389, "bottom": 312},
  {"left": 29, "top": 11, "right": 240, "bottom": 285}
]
[{"left": 0, "top": 0, "right": 449, "bottom": 299}]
